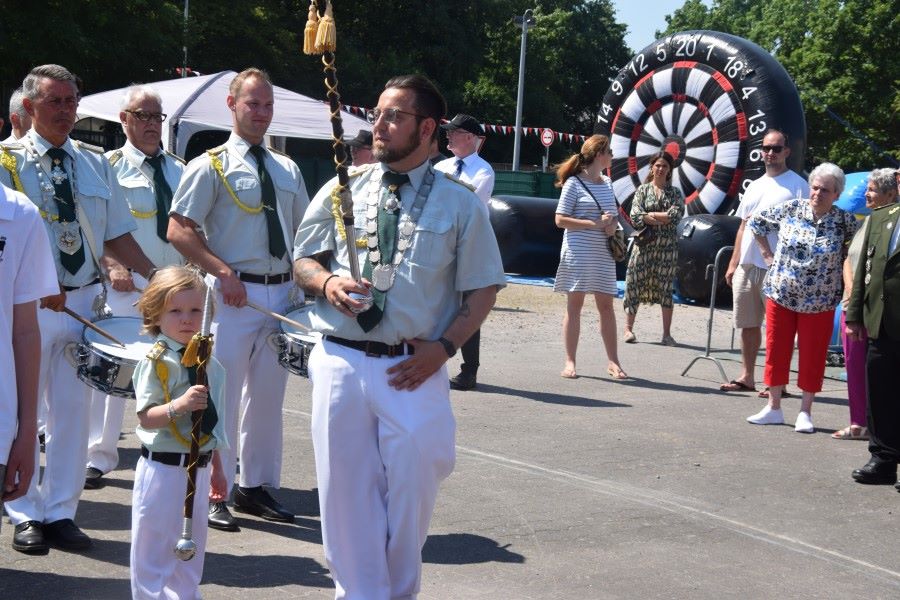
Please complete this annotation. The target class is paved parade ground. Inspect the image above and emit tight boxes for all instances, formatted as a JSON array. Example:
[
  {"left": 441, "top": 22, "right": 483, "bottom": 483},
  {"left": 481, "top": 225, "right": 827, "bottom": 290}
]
[{"left": 2, "top": 283, "right": 899, "bottom": 599}]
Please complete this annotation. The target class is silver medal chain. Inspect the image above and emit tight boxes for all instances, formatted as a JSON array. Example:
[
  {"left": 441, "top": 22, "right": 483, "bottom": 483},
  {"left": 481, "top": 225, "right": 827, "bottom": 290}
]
[
  {"left": 22, "top": 137, "right": 79, "bottom": 219},
  {"left": 364, "top": 166, "right": 434, "bottom": 292}
]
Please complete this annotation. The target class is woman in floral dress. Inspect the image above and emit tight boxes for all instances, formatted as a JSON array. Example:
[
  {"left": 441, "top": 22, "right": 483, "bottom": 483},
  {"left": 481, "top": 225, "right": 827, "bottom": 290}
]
[{"left": 622, "top": 152, "right": 684, "bottom": 345}]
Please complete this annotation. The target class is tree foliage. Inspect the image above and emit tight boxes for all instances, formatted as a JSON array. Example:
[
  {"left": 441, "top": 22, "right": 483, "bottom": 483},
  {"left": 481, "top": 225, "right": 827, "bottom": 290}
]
[
  {"left": 0, "top": 1, "right": 624, "bottom": 165},
  {"left": 660, "top": 0, "right": 899, "bottom": 171}
]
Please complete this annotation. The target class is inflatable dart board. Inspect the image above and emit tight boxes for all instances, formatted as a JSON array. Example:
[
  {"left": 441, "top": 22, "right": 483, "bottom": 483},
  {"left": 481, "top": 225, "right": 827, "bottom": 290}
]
[{"left": 597, "top": 30, "right": 806, "bottom": 216}]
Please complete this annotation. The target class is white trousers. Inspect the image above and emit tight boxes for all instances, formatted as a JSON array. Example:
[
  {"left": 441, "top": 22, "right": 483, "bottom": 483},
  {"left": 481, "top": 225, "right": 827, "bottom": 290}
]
[
  {"left": 131, "top": 455, "right": 210, "bottom": 600},
  {"left": 210, "top": 279, "right": 290, "bottom": 490},
  {"left": 86, "top": 283, "right": 141, "bottom": 474},
  {"left": 309, "top": 340, "right": 456, "bottom": 600},
  {"left": 5, "top": 284, "right": 98, "bottom": 524}
]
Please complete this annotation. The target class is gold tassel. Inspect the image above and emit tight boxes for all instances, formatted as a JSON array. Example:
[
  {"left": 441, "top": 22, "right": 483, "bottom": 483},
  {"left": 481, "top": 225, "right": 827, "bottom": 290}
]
[
  {"left": 315, "top": 0, "right": 337, "bottom": 53},
  {"left": 303, "top": 1, "right": 319, "bottom": 55},
  {"left": 181, "top": 333, "right": 202, "bottom": 367}
]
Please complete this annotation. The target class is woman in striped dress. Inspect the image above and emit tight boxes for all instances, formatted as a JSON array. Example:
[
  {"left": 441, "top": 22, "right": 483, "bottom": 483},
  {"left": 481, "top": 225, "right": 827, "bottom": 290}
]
[{"left": 553, "top": 135, "right": 627, "bottom": 380}]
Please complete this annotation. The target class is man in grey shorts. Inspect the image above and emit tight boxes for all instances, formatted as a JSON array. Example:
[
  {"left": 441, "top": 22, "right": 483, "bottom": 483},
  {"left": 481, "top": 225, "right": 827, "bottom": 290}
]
[{"left": 722, "top": 129, "right": 809, "bottom": 393}]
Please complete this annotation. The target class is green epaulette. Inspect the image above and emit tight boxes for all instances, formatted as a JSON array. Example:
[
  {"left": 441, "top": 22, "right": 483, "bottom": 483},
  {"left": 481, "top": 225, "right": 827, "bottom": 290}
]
[
  {"left": 442, "top": 171, "right": 476, "bottom": 192},
  {"left": 146, "top": 340, "right": 168, "bottom": 361},
  {"left": 164, "top": 150, "right": 186, "bottom": 165},
  {"left": 108, "top": 149, "right": 123, "bottom": 166},
  {"left": 74, "top": 140, "right": 105, "bottom": 154}
]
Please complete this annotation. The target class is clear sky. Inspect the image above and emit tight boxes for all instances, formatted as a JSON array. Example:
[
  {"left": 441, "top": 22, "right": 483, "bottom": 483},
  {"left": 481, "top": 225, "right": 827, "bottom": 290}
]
[{"left": 611, "top": 0, "right": 713, "bottom": 53}]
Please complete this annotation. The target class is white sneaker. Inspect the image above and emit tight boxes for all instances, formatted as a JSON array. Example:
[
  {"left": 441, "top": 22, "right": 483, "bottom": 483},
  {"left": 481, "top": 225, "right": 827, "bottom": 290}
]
[
  {"left": 794, "top": 411, "right": 814, "bottom": 433},
  {"left": 747, "top": 406, "right": 784, "bottom": 425}
]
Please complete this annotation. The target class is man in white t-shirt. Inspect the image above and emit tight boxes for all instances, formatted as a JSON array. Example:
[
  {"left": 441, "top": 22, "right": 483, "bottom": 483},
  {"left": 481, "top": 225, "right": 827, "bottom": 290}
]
[
  {"left": 0, "top": 183, "right": 58, "bottom": 533},
  {"left": 721, "top": 129, "right": 809, "bottom": 393}
]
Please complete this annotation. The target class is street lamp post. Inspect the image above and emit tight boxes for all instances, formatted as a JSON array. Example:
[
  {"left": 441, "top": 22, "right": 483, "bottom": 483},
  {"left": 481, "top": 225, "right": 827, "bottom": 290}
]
[{"left": 511, "top": 9, "right": 535, "bottom": 172}]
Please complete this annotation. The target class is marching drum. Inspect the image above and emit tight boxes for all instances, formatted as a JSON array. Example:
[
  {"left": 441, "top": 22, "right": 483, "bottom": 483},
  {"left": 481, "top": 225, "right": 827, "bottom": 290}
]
[
  {"left": 71, "top": 317, "right": 153, "bottom": 398},
  {"left": 273, "top": 304, "right": 320, "bottom": 378}
]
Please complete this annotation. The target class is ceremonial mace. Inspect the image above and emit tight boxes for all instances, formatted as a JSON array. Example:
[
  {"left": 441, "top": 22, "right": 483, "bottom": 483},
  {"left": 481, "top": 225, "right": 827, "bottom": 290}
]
[
  {"left": 304, "top": 0, "right": 371, "bottom": 311},
  {"left": 174, "top": 283, "right": 214, "bottom": 561}
]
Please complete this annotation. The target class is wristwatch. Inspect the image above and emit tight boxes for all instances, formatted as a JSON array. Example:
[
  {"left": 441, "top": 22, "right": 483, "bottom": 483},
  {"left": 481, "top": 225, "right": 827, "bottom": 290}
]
[{"left": 437, "top": 336, "right": 457, "bottom": 358}]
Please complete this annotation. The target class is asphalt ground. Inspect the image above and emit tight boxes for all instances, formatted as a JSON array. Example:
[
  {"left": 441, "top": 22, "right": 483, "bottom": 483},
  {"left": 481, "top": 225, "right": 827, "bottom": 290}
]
[{"left": 2, "top": 282, "right": 898, "bottom": 599}]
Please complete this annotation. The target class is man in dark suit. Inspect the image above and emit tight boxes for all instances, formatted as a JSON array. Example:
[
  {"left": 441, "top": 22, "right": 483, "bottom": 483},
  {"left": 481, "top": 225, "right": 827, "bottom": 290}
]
[{"left": 846, "top": 171, "right": 900, "bottom": 488}]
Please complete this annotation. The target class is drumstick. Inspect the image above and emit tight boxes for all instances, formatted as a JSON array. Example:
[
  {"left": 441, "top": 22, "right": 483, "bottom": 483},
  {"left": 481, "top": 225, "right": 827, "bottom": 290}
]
[
  {"left": 62, "top": 307, "right": 127, "bottom": 348},
  {"left": 246, "top": 301, "right": 310, "bottom": 332}
]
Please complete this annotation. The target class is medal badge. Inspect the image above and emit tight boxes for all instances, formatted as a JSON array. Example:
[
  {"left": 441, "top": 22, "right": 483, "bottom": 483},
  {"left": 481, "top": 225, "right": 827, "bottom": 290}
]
[
  {"left": 384, "top": 191, "right": 400, "bottom": 213},
  {"left": 52, "top": 220, "right": 83, "bottom": 255},
  {"left": 372, "top": 263, "right": 395, "bottom": 291},
  {"left": 50, "top": 161, "right": 68, "bottom": 185}
]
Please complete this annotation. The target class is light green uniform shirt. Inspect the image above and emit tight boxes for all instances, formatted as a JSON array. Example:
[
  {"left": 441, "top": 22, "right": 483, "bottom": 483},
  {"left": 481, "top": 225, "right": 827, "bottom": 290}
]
[
  {"left": 0, "top": 130, "right": 136, "bottom": 287},
  {"left": 106, "top": 141, "right": 185, "bottom": 269},
  {"left": 293, "top": 160, "right": 506, "bottom": 345},
  {"left": 170, "top": 133, "right": 309, "bottom": 275},
  {"left": 133, "top": 334, "right": 229, "bottom": 454}
]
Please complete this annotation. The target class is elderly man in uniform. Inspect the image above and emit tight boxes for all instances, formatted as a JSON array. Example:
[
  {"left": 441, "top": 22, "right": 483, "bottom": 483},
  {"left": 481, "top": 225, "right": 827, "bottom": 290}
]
[
  {"left": 83, "top": 84, "right": 185, "bottom": 490},
  {"left": 0, "top": 64, "right": 154, "bottom": 554},
  {"left": 294, "top": 74, "right": 505, "bottom": 600},
  {"left": 168, "top": 68, "right": 309, "bottom": 532},
  {"left": 847, "top": 170, "right": 900, "bottom": 487},
  {"left": 434, "top": 113, "right": 496, "bottom": 391},
  {"left": 345, "top": 129, "right": 375, "bottom": 167},
  {"left": 4, "top": 88, "right": 32, "bottom": 143}
]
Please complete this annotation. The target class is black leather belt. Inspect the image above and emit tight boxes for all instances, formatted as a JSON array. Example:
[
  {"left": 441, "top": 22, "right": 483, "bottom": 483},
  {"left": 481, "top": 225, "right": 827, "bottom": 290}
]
[
  {"left": 62, "top": 278, "right": 101, "bottom": 292},
  {"left": 237, "top": 272, "right": 292, "bottom": 285},
  {"left": 325, "top": 335, "right": 415, "bottom": 358},
  {"left": 141, "top": 446, "right": 211, "bottom": 468}
]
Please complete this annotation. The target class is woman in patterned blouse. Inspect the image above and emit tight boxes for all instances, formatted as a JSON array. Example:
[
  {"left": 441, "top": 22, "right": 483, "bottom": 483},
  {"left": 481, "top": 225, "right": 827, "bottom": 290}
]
[
  {"left": 746, "top": 163, "right": 860, "bottom": 433},
  {"left": 622, "top": 152, "right": 685, "bottom": 346}
]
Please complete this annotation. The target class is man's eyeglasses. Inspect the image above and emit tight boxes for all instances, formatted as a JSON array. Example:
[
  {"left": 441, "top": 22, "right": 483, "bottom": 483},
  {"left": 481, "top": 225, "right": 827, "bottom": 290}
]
[
  {"left": 761, "top": 145, "right": 784, "bottom": 153},
  {"left": 367, "top": 107, "right": 425, "bottom": 124},
  {"left": 126, "top": 110, "right": 167, "bottom": 123}
]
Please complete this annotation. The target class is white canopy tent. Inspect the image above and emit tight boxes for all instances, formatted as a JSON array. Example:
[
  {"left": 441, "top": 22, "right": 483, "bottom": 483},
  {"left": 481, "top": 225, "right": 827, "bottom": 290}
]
[{"left": 76, "top": 70, "right": 369, "bottom": 157}]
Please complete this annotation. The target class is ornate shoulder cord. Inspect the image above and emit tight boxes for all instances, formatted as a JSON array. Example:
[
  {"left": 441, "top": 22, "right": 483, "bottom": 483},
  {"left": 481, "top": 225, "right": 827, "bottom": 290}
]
[
  {"left": 0, "top": 146, "right": 25, "bottom": 194},
  {"left": 154, "top": 358, "right": 211, "bottom": 449},
  {"left": 208, "top": 150, "right": 264, "bottom": 214}
]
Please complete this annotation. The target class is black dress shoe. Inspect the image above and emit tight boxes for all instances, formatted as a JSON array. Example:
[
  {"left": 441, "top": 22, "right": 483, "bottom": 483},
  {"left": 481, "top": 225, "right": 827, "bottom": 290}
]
[
  {"left": 208, "top": 501, "right": 240, "bottom": 532},
  {"left": 12, "top": 521, "right": 49, "bottom": 555},
  {"left": 449, "top": 371, "right": 477, "bottom": 391},
  {"left": 83, "top": 467, "right": 104, "bottom": 490},
  {"left": 233, "top": 486, "right": 294, "bottom": 523},
  {"left": 43, "top": 519, "right": 92, "bottom": 551},
  {"left": 851, "top": 459, "right": 897, "bottom": 485}
]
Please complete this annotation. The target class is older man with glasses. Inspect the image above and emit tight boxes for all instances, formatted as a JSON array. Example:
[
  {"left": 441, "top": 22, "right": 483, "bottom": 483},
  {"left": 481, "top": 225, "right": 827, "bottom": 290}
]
[
  {"left": 83, "top": 84, "right": 186, "bottom": 491},
  {"left": 722, "top": 129, "right": 809, "bottom": 397}
]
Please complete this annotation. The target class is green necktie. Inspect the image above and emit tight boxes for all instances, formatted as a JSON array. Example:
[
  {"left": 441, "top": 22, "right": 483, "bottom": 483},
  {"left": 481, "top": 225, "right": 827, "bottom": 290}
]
[
  {"left": 179, "top": 347, "right": 219, "bottom": 436},
  {"left": 358, "top": 171, "right": 409, "bottom": 333},
  {"left": 45, "top": 147, "right": 86, "bottom": 274},
  {"left": 248, "top": 145, "right": 287, "bottom": 260},
  {"left": 144, "top": 153, "right": 173, "bottom": 242}
]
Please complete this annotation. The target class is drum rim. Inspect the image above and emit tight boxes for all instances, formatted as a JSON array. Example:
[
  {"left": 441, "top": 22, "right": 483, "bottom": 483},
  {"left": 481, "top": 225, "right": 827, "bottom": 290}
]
[{"left": 81, "top": 316, "right": 150, "bottom": 362}]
